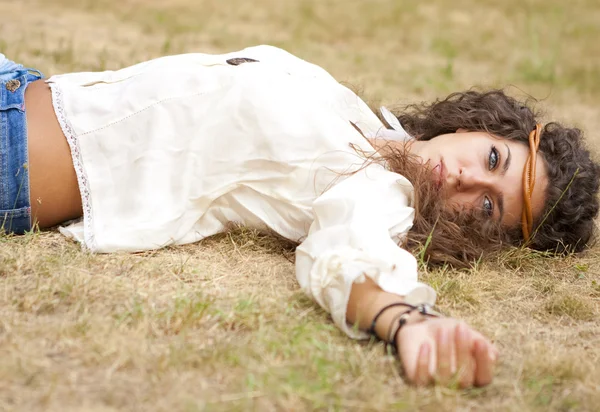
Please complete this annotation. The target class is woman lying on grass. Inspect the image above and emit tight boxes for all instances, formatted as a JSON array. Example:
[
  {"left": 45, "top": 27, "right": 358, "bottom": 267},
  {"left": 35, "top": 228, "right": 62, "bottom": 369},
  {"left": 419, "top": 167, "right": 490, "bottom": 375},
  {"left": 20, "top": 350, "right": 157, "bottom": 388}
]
[{"left": 1, "top": 46, "right": 598, "bottom": 387}]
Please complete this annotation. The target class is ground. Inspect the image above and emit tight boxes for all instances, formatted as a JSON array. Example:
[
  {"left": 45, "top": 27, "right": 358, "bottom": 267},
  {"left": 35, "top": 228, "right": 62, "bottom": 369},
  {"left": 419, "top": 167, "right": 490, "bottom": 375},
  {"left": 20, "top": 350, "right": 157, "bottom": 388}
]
[{"left": 1, "top": 0, "right": 599, "bottom": 411}]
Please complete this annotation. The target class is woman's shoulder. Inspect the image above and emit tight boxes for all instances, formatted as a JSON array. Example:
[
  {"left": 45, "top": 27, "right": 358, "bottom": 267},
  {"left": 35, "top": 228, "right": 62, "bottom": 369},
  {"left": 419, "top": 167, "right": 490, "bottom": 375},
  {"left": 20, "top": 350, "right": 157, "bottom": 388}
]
[
  {"left": 227, "top": 45, "right": 303, "bottom": 62},
  {"left": 218, "top": 45, "right": 337, "bottom": 81},
  {"left": 134, "top": 45, "right": 335, "bottom": 81}
]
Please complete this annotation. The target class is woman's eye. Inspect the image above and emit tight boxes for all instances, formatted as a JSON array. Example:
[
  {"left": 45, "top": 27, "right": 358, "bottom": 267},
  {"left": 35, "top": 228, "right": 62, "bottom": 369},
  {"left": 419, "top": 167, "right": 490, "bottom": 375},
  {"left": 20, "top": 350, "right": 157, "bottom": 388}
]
[
  {"left": 483, "top": 197, "right": 493, "bottom": 216},
  {"left": 489, "top": 146, "right": 499, "bottom": 170}
]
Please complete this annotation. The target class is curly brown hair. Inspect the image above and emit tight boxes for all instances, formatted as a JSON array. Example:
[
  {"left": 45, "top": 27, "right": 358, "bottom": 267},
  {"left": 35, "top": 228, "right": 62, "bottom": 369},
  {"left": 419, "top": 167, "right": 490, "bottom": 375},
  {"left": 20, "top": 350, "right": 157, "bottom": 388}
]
[{"left": 384, "top": 89, "right": 600, "bottom": 264}]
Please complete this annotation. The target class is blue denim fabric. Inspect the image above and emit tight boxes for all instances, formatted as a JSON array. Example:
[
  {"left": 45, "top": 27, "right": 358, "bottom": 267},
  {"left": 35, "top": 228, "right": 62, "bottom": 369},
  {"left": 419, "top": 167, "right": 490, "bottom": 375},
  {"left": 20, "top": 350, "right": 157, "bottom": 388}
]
[{"left": 0, "top": 55, "right": 43, "bottom": 234}]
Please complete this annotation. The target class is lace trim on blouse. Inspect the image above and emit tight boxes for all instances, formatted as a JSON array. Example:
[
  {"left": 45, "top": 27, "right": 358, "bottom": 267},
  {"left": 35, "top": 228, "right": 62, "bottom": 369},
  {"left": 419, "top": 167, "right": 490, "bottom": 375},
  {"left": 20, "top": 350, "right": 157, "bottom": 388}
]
[{"left": 48, "top": 82, "right": 97, "bottom": 250}]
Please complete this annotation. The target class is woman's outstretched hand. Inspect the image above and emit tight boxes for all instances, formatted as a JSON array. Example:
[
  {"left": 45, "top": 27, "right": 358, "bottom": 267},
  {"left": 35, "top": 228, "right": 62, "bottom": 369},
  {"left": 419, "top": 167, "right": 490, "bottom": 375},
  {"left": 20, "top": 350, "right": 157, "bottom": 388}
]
[
  {"left": 396, "top": 318, "right": 498, "bottom": 388},
  {"left": 345, "top": 279, "right": 498, "bottom": 388}
]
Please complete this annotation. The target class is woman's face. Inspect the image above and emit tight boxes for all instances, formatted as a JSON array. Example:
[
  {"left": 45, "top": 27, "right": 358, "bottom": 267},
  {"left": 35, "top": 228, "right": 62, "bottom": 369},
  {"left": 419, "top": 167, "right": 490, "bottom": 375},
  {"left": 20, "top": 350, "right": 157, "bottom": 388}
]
[{"left": 410, "top": 130, "right": 549, "bottom": 228}]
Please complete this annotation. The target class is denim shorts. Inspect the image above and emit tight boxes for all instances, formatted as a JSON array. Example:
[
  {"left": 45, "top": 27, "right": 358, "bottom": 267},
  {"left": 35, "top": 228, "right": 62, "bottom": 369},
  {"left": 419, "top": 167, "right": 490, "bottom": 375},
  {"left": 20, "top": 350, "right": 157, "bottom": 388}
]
[{"left": 0, "top": 54, "right": 43, "bottom": 234}]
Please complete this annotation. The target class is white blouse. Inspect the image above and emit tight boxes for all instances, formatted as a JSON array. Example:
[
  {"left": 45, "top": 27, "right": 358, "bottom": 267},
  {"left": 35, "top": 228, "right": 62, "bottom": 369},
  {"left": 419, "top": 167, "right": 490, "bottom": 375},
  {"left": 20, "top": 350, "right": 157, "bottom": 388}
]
[{"left": 47, "top": 45, "right": 436, "bottom": 339}]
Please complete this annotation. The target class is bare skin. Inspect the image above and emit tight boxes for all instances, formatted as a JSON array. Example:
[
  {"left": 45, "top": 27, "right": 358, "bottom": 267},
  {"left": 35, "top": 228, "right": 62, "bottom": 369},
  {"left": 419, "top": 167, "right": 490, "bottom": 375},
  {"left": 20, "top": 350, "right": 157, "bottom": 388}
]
[{"left": 25, "top": 80, "right": 82, "bottom": 227}]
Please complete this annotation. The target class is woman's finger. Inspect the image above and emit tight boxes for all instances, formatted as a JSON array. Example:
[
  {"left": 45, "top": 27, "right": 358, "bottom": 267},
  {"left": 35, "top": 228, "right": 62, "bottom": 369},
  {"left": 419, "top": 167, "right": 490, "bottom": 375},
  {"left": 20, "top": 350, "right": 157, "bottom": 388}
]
[
  {"left": 473, "top": 339, "right": 495, "bottom": 387},
  {"left": 436, "top": 325, "right": 453, "bottom": 383},
  {"left": 415, "top": 342, "right": 432, "bottom": 386},
  {"left": 454, "top": 322, "right": 474, "bottom": 388}
]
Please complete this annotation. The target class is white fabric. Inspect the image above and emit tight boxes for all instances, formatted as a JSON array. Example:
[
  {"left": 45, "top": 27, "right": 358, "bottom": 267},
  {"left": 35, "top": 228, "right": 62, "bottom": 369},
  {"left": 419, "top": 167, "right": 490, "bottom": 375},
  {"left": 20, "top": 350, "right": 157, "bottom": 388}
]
[
  {"left": 377, "top": 106, "right": 412, "bottom": 141},
  {"left": 47, "top": 45, "right": 436, "bottom": 339}
]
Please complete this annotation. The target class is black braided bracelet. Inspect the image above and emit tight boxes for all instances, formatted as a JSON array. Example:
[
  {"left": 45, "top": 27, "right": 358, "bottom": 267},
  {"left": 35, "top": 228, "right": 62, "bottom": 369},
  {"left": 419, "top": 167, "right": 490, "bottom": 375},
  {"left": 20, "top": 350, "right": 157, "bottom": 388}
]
[
  {"left": 390, "top": 310, "right": 417, "bottom": 351},
  {"left": 387, "top": 310, "right": 414, "bottom": 344},
  {"left": 368, "top": 302, "right": 416, "bottom": 336},
  {"left": 379, "top": 309, "right": 413, "bottom": 354},
  {"left": 391, "top": 304, "right": 443, "bottom": 349}
]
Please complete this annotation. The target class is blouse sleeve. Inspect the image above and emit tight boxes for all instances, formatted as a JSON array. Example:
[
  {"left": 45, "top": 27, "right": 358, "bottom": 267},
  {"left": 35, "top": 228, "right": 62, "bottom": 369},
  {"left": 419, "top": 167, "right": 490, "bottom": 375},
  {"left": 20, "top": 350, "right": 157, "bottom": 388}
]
[{"left": 295, "top": 164, "right": 437, "bottom": 339}]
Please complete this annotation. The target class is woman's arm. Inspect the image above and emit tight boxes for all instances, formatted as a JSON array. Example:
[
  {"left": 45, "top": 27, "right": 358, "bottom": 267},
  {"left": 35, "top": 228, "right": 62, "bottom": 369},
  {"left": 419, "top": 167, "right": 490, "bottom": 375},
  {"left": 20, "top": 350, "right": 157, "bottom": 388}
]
[
  {"left": 296, "top": 165, "right": 496, "bottom": 387},
  {"left": 347, "top": 278, "right": 497, "bottom": 387}
]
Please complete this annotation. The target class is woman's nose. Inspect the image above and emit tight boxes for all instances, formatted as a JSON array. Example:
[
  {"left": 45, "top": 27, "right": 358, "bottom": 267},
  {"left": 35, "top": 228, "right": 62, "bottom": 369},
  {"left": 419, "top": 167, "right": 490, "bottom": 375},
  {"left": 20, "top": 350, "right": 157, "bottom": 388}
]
[{"left": 458, "top": 167, "right": 488, "bottom": 191}]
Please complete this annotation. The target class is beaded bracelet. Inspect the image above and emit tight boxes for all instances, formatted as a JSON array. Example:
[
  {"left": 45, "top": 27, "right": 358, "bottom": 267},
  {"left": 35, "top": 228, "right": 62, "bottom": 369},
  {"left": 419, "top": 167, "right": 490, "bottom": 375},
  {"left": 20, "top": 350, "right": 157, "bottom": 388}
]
[
  {"left": 368, "top": 302, "right": 444, "bottom": 354},
  {"left": 389, "top": 304, "right": 443, "bottom": 349},
  {"left": 387, "top": 310, "right": 415, "bottom": 345},
  {"left": 368, "top": 302, "right": 417, "bottom": 337}
]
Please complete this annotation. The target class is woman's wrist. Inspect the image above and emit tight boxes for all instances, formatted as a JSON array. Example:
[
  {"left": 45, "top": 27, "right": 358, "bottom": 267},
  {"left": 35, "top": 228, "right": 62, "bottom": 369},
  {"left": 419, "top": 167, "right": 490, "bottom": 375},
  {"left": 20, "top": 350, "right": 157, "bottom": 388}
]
[
  {"left": 346, "top": 277, "right": 439, "bottom": 343},
  {"left": 374, "top": 302, "right": 442, "bottom": 348},
  {"left": 368, "top": 296, "right": 429, "bottom": 343},
  {"left": 389, "top": 309, "right": 425, "bottom": 345}
]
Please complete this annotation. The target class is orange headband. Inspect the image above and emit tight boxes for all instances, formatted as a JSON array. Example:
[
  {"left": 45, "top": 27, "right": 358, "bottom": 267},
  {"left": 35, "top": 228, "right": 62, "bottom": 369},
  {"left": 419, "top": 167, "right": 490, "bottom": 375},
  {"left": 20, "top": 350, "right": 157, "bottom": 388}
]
[{"left": 521, "top": 124, "right": 543, "bottom": 241}]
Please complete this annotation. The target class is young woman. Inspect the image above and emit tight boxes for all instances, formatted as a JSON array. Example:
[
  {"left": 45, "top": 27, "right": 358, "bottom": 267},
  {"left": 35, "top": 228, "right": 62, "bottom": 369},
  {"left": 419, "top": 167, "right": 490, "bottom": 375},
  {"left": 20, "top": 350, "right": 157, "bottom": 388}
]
[{"left": 1, "top": 46, "right": 598, "bottom": 388}]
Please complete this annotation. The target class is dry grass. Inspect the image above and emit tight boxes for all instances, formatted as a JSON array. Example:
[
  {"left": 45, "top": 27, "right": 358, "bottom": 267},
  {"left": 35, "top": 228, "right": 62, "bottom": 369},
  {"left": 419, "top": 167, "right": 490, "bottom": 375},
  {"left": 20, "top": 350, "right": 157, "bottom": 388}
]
[{"left": 1, "top": 0, "right": 600, "bottom": 410}]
